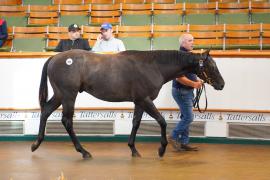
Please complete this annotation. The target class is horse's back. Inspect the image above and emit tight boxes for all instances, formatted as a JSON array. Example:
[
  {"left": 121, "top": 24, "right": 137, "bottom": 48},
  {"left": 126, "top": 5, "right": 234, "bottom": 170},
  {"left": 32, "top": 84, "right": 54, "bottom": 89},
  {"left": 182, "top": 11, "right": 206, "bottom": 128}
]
[{"left": 47, "top": 49, "right": 164, "bottom": 101}]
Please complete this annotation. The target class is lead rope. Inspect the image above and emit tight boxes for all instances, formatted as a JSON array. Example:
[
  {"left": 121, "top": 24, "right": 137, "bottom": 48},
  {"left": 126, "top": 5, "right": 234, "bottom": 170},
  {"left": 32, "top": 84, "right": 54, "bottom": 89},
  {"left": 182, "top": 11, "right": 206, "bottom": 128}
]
[{"left": 193, "top": 83, "right": 208, "bottom": 113}]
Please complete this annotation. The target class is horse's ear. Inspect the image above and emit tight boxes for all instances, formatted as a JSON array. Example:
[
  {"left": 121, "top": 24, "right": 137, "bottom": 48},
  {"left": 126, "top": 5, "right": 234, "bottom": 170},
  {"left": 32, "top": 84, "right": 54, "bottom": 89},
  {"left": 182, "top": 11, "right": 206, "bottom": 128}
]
[
  {"left": 204, "top": 48, "right": 211, "bottom": 55},
  {"left": 203, "top": 48, "right": 211, "bottom": 60}
]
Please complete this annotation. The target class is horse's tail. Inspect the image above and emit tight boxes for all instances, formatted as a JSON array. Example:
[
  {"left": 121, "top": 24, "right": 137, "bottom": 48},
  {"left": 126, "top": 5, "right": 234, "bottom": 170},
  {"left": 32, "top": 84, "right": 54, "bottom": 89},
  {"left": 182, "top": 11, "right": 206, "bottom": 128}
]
[{"left": 39, "top": 56, "right": 52, "bottom": 109}]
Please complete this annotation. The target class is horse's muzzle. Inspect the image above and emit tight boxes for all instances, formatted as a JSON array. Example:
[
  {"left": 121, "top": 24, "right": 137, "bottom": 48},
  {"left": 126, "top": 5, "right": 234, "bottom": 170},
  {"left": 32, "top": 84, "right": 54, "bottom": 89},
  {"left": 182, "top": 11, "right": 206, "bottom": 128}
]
[{"left": 214, "top": 83, "right": 225, "bottom": 90}]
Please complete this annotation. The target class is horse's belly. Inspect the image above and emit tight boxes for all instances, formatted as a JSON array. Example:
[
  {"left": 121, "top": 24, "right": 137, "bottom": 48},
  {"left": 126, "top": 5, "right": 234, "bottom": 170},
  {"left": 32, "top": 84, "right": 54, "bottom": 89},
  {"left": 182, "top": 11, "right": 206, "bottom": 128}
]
[
  {"left": 85, "top": 88, "right": 132, "bottom": 102},
  {"left": 83, "top": 77, "right": 162, "bottom": 102}
]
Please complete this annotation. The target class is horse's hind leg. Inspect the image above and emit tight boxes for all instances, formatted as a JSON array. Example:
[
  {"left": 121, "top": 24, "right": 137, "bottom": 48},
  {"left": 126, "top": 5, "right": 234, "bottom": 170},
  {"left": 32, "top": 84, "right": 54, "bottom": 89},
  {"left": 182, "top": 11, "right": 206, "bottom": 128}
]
[
  {"left": 31, "top": 96, "right": 61, "bottom": 152},
  {"left": 61, "top": 98, "right": 91, "bottom": 159},
  {"left": 138, "top": 97, "right": 168, "bottom": 157},
  {"left": 128, "top": 104, "right": 143, "bottom": 157}
]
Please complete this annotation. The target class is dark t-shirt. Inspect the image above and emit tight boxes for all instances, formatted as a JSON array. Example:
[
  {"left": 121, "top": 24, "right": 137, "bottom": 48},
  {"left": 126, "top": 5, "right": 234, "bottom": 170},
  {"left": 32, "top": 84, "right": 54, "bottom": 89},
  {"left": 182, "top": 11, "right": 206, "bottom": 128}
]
[
  {"left": 172, "top": 47, "right": 197, "bottom": 90},
  {"left": 54, "top": 38, "right": 91, "bottom": 52}
]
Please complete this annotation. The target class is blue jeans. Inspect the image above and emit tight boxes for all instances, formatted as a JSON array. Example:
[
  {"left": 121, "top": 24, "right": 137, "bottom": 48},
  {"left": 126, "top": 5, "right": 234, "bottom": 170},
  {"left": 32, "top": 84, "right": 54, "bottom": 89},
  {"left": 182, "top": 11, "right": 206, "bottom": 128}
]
[{"left": 171, "top": 87, "right": 194, "bottom": 145}]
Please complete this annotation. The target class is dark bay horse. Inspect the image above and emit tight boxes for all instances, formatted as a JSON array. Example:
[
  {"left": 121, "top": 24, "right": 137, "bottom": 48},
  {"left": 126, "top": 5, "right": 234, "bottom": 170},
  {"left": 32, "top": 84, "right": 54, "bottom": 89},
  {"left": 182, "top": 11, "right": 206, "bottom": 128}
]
[{"left": 31, "top": 49, "right": 225, "bottom": 159}]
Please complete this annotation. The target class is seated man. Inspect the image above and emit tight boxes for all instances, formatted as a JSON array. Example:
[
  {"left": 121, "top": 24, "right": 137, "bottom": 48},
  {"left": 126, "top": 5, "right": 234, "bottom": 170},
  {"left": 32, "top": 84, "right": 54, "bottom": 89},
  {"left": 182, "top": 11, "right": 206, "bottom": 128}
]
[
  {"left": 54, "top": 24, "right": 91, "bottom": 52},
  {"left": 0, "top": 18, "right": 8, "bottom": 48},
  {"left": 92, "top": 23, "right": 125, "bottom": 53}
]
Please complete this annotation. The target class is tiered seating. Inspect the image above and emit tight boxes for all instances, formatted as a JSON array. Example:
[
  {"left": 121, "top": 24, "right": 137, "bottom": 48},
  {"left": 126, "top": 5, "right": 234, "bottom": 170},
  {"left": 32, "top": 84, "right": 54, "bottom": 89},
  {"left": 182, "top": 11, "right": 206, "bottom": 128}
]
[
  {"left": 189, "top": 24, "right": 225, "bottom": 49},
  {"left": 0, "top": 2, "right": 269, "bottom": 26},
  {"left": 218, "top": 2, "right": 250, "bottom": 24},
  {"left": 0, "top": 1, "right": 270, "bottom": 51},
  {"left": 224, "top": 24, "right": 261, "bottom": 49},
  {"left": 115, "top": 0, "right": 145, "bottom": 3},
  {"left": 0, "top": 0, "right": 22, "bottom": 5},
  {"left": 59, "top": 5, "right": 90, "bottom": 26},
  {"left": 89, "top": 4, "right": 121, "bottom": 25},
  {"left": 2, "top": 23, "right": 270, "bottom": 52},
  {"left": 152, "top": 25, "right": 187, "bottom": 50},
  {"left": 153, "top": 4, "right": 183, "bottom": 25},
  {"left": 117, "top": 25, "right": 152, "bottom": 50},
  {"left": 53, "top": 0, "right": 84, "bottom": 4},
  {"left": 24, "top": 0, "right": 51, "bottom": 5},
  {"left": 184, "top": 3, "right": 217, "bottom": 25},
  {"left": 121, "top": 4, "right": 153, "bottom": 25},
  {"left": 178, "top": 0, "right": 207, "bottom": 3},
  {"left": 82, "top": 26, "right": 102, "bottom": 47},
  {"left": 45, "top": 26, "right": 68, "bottom": 51},
  {"left": 85, "top": 0, "right": 114, "bottom": 4},
  {"left": 146, "top": 0, "right": 176, "bottom": 3},
  {"left": 27, "top": 5, "right": 59, "bottom": 26},
  {"left": 12, "top": 26, "right": 47, "bottom": 52},
  {"left": 251, "top": 2, "right": 270, "bottom": 23},
  {"left": 0, "top": 6, "right": 27, "bottom": 26},
  {"left": 261, "top": 23, "right": 270, "bottom": 49},
  {"left": 208, "top": 0, "right": 237, "bottom": 3}
]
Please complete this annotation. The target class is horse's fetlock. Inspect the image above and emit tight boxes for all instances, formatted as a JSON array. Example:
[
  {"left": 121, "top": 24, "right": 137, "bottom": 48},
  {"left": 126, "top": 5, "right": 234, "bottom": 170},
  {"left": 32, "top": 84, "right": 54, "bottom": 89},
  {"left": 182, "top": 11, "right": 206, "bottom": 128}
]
[{"left": 128, "top": 143, "right": 134, "bottom": 148}]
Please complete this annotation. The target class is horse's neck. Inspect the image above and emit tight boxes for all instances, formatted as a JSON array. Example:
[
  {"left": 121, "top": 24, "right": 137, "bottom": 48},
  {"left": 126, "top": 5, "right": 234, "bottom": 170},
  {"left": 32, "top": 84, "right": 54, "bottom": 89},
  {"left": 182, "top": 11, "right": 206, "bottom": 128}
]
[{"left": 155, "top": 51, "right": 198, "bottom": 83}]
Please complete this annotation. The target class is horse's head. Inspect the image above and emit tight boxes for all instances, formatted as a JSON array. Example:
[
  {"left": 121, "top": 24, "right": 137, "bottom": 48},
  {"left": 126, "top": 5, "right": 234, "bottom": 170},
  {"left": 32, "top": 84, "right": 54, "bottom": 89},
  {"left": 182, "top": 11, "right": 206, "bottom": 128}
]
[{"left": 195, "top": 50, "right": 225, "bottom": 90}]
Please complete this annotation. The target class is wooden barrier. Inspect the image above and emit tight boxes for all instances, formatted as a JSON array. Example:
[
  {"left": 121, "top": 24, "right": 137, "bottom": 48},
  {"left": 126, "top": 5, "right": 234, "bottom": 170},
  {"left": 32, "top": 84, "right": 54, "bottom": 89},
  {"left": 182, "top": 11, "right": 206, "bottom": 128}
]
[{"left": 1, "top": 50, "right": 270, "bottom": 58}]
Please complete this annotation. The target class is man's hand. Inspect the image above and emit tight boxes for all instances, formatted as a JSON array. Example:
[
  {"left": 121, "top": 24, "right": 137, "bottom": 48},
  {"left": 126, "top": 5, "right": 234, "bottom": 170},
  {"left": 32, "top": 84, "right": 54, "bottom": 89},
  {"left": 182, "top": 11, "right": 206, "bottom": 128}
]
[
  {"left": 97, "top": 34, "right": 103, "bottom": 41},
  {"left": 177, "top": 76, "right": 204, "bottom": 89},
  {"left": 192, "top": 80, "right": 203, "bottom": 89}
]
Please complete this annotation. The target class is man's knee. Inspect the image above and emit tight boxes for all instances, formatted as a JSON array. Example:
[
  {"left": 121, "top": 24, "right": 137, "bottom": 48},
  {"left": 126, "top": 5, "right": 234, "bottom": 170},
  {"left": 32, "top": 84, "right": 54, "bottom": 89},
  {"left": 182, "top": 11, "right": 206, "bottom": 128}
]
[{"left": 181, "top": 116, "right": 194, "bottom": 125}]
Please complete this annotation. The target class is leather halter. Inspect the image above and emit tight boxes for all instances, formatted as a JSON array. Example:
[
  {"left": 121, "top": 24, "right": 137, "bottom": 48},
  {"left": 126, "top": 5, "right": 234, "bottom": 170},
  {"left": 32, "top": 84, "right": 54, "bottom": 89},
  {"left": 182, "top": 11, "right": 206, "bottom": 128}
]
[
  {"left": 198, "top": 54, "right": 213, "bottom": 86},
  {"left": 193, "top": 54, "right": 210, "bottom": 113}
]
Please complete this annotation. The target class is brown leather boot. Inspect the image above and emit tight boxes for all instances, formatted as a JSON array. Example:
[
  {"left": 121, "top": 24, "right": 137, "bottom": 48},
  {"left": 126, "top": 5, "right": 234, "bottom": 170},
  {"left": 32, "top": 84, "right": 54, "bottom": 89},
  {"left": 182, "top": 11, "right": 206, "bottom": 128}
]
[
  {"left": 167, "top": 135, "right": 181, "bottom": 151},
  {"left": 181, "top": 144, "right": 199, "bottom": 151}
]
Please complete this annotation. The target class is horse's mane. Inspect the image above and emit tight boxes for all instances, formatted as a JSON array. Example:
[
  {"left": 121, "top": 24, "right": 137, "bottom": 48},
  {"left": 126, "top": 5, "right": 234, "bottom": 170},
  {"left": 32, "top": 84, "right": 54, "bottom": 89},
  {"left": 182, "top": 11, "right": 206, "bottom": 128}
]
[{"left": 119, "top": 50, "right": 198, "bottom": 65}]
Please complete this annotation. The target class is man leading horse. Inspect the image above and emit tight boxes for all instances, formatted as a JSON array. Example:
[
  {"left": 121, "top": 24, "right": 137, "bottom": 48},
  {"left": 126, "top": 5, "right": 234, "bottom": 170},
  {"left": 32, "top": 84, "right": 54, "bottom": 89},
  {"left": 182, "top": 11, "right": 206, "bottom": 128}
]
[
  {"left": 168, "top": 33, "right": 203, "bottom": 152},
  {"left": 32, "top": 46, "right": 224, "bottom": 159}
]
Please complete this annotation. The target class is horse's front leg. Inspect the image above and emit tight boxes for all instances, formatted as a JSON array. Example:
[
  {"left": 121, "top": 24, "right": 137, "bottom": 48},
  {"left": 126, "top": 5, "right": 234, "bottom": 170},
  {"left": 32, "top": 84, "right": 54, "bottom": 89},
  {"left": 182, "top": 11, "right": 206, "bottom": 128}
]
[
  {"left": 128, "top": 104, "right": 143, "bottom": 157},
  {"left": 139, "top": 97, "right": 168, "bottom": 157}
]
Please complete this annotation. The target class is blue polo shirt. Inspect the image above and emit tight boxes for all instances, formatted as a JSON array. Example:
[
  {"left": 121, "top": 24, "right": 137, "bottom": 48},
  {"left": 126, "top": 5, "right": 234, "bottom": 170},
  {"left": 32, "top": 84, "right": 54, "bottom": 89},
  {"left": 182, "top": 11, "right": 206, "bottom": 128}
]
[{"left": 172, "top": 47, "right": 197, "bottom": 90}]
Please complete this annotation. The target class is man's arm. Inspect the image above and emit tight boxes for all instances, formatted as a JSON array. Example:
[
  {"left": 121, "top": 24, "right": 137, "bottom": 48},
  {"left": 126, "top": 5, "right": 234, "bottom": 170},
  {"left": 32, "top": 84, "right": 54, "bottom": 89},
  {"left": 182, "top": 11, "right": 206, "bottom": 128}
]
[
  {"left": 118, "top": 39, "right": 126, "bottom": 51},
  {"left": 177, "top": 76, "right": 203, "bottom": 89},
  {"left": 92, "top": 34, "right": 104, "bottom": 52},
  {"left": 91, "top": 40, "right": 101, "bottom": 52},
  {"left": 83, "top": 39, "right": 91, "bottom": 51}
]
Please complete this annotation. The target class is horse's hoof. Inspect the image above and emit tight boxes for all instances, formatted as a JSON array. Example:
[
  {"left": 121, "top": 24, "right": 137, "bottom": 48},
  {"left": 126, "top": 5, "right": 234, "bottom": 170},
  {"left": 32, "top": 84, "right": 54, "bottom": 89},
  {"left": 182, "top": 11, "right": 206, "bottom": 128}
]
[
  {"left": 31, "top": 143, "right": 39, "bottom": 152},
  {"left": 158, "top": 147, "right": 166, "bottom": 157},
  {"left": 132, "top": 152, "right": 142, "bottom": 158},
  {"left": 82, "top": 152, "right": 92, "bottom": 159}
]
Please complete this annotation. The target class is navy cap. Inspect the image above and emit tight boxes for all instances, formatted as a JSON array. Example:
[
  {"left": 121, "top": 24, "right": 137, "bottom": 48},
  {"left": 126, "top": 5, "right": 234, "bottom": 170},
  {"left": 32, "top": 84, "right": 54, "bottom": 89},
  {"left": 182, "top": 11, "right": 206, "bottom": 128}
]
[
  {"left": 100, "top": 23, "right": 112, "bottom": 30},
  {"left": 68, "top": 24, "right": 81, "bottom": 32}
]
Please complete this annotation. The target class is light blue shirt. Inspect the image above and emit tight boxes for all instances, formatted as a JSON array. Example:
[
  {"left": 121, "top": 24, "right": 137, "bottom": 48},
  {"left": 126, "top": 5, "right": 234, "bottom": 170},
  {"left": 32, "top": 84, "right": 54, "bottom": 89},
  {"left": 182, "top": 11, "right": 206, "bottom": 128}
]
[{"left": 92, "top": 37, "right": 126, "bottom": 52}]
